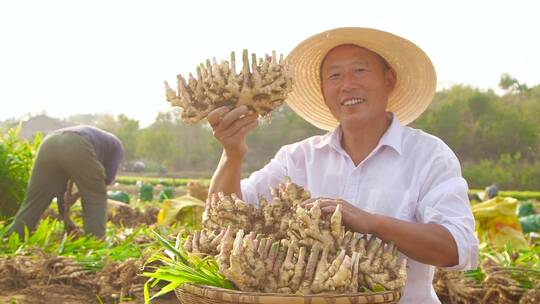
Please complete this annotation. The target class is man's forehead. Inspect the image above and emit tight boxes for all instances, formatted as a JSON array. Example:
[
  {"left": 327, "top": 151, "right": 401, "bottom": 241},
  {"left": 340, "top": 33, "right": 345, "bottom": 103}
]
[
  {"left": 322, "top": 46, "right": 377, "bottom": 67},
  {"left": 323, "top": 58, "right": 372, "bottom": 69},
  {"left": 325, "top": 44, "right": 379, "bottom": 57},
  {"left": 322, "top": 44, "right": 389, "bottom": 71}
]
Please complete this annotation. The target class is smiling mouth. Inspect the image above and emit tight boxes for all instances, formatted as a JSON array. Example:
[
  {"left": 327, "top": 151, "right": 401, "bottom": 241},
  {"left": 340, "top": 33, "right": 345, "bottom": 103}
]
[{"left": 341, "top": 98, "right": 366, "bottom": 106}]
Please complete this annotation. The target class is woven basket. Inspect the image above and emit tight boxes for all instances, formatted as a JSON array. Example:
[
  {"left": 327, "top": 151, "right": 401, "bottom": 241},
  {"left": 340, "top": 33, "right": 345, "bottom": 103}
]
[{"left": 175, "top": 284, "right": 402, "bottom": 304}]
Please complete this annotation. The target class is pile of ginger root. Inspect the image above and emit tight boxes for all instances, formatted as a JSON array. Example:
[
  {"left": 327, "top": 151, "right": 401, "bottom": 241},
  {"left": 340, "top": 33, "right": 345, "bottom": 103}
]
[
  {"left": 182, "top": 177, "right": 407, "bottom": 294},
  {"left": 165, "top": 50, "right": 293, "bottom": 124}
]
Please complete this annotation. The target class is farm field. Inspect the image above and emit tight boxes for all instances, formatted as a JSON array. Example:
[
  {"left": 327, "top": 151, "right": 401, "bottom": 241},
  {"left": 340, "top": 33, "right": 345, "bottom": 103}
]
[
  {"left": 2, "top": 2, "right": 539, "bottom": 302},
  {"left": 1, "top": 180, "right": 539, "bottom": 303}
]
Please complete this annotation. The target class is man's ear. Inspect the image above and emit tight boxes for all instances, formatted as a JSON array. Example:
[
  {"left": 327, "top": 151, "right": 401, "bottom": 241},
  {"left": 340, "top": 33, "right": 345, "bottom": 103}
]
[{"left": 385, "top": 68, "right": 397, "bottom": 92}]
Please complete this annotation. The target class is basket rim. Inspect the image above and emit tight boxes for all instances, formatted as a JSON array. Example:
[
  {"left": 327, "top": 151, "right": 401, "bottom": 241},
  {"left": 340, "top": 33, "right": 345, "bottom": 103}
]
[{"left": 178, "top": 283, "right": 402, "bottom": 298}]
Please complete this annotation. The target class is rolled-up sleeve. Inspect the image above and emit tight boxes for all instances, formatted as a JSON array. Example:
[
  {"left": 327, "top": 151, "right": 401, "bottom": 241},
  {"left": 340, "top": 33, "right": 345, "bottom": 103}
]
[{"left": 416, "top": 155, "right": 479, "bottom": 271}]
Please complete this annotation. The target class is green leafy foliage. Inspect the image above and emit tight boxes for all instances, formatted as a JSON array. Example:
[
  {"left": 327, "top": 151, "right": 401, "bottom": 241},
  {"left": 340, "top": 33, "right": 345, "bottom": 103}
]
[
  {"left": 412, "top": 81, "right": 540, "bottom": 190},
  {"left": 472, "top": 241, "right": 540, "bottom": 289},
  {"left": 0, "top": 217, "right": 149, "bottom": 271},
  {"left": 142, "top": 230, "right": 235, "bottom": 303},
  {"left": 459, "top": 240, "right": 540, "bottom": 288},
  {"left": 463, "top": 153, "right": 540, "bottom": 190},
  {"left": 0, "top": 126, "right": 41, "bottom": 220}
]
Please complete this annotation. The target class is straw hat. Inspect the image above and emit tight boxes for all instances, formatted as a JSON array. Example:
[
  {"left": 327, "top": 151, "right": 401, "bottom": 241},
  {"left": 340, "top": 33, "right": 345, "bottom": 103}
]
[{"left": 285, "top": 27, "right": 436, "bottom": 131}]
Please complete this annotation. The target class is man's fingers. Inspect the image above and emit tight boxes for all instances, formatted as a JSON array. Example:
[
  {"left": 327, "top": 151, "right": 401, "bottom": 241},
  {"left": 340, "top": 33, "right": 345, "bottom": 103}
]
[
  {"left": 208, "top": 105, "right": 249, "bottom": 130},
  {"left": 302, "top": 197, "right": 334, "bottom": 209},
  {"left": 218, "top": 106, "right": 252, "bottom": 129},
  {"left": 214, "top": 113, "right": 258, "bottom": 141},
  {"left": 227, "top": 119, "right": 258, "bottom": 142},
  {"left": 321, "top": 206, "right": 336, "bottom": 214},
  {"left": 314, "top": 198, "right": 336, "bottom": 207},
  {"left": 301, "top": 198, "right": 317, "bottom": 207},
  {"left": 207, "top": 106, "right": 231, "bottom": 128}
]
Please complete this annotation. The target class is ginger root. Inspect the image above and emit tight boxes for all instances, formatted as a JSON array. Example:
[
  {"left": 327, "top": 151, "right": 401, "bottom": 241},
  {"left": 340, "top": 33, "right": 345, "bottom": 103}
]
[
  {"left": 165, "top": 50, "right": 293, "bottom": 124},
  {"left": 185, "top": 177, "right": 407, "bottom": 294}
]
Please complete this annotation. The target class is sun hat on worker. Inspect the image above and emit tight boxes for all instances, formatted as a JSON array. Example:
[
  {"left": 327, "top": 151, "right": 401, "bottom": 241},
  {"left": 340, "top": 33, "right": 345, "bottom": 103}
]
[{"left": 285, "top": 27, "right": 436, "bottom": 131}]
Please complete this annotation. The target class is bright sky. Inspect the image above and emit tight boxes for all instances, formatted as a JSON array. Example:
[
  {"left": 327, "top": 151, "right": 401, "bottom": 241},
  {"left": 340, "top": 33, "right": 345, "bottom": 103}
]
[{"left": 1, "top": 0, "right": 538, "bottom": 126}]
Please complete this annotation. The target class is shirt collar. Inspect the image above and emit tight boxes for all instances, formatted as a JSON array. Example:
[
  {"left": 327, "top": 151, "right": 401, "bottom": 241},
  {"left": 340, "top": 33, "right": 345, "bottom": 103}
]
[
  {"left": 378, "top": 112, "right": 404, "bottom": 155},
  {"left": 313, "top": 128, "right": 339, "bottom": 149},
  {"left": 313, "top": 112, "right": 404, "bottom": 155}
]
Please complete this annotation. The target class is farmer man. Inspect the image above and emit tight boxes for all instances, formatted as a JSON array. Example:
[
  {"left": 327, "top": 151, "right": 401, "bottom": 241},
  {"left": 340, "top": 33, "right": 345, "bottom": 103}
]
[
  {"left": 10, "top": 125, "right": 124, "bottom": 238},
  {"left": 206, "top": 28, "right": 478, "bottom": 303}
]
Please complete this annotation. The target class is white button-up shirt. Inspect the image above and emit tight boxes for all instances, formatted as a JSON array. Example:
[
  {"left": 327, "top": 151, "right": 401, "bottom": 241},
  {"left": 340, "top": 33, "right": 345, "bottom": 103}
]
[{"left": 241, "top": 114, "right": 478, "bottom": 303}]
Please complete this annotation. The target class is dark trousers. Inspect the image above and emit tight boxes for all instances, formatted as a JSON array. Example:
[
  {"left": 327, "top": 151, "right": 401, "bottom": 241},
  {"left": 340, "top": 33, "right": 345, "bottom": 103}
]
[{"left": 10, "top": 132, "right": 108, "bottom": 238}]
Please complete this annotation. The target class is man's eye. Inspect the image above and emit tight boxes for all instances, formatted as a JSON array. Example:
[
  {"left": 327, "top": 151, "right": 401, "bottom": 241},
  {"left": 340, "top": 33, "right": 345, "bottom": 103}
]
[
  {"left": 328, "top": 73, "right": 340, "bottom": 79},
  {"left": 355, "top": 68, "right": 366, "bottom": 72}
]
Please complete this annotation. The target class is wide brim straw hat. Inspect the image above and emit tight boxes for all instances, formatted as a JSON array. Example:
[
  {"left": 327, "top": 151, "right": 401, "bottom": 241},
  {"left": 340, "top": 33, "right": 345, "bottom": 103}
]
[{"left": 285, "top": 27, "right": 437, "bottom": 131}]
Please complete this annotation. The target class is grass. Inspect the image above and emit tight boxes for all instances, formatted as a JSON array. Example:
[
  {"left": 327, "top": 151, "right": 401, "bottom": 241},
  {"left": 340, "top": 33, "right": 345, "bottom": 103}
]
[{"left": 116, "top": 176, "right": 210, "bottom": 187}]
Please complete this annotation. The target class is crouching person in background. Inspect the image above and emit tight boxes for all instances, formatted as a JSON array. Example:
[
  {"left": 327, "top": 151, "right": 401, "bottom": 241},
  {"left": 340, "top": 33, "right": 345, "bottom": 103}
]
[{"left": 9, "top": 125, "right": 124, "bottom": 239}]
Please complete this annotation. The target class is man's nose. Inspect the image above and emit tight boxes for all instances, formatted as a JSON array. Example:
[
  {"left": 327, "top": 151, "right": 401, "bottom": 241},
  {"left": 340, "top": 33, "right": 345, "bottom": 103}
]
[{"left": 340, "top": 72, "right": 358, "bottom": 91}]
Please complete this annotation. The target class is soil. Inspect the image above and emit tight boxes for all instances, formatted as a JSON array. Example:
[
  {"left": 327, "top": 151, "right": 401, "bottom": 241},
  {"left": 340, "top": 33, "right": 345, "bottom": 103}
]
[
  {"left": 1, "top": 184, "right": 198, "bottom": 304},
  {"left": 0, "top": 255, "right": 179, "bottom": 304},
  {"left": 107, "top": 200, "right": 160, "bottom": 228},
  {"left": 41, "top": 199, "right": 160, "bottom": 229}
]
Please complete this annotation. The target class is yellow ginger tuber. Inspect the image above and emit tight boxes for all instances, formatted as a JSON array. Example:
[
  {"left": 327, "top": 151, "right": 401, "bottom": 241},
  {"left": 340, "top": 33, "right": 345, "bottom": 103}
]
[
  {"left": 215, "top": 227, "right": 234, "bottom": 271},
  {"left": 326, "top": 254, "right": 353, "bottom": 292},
  {"left": 225, "top": 230, "right": 255, "bottom": 290},
  {"left": 191, "top": 230, "right": 200, "bottom": 253},
  {"left": 165, "top": 50, "right": 293, "bottom": 124},
  {"left": 330, "top": 203, "right": 345, "bottom": 243},
  {"left": 188, "top": 177, "right": 408, "bottom": 294},
  {"left": 263, "top": 241, "right": 280, "bottom": 292},
  {"left": 347, "top": 252, "right": 361, "bottom": 293},
  {"left": 322, "top": 250, "right": 347, "bottom": 290},
  {"left": 272, "top": 242, "right": 288, "bottom": 276},
  {"left": 289, "top": 246, "right": 307, "bottom": 291},
  {"left": 276, "top": 176, "right": 311, "bottom": 204},
  {"left": 288, "top": 202, "right": 336, "bottom": 252},
  {"left": 192, "top": 225, "right": 407, "bottom": 294},
  {"left": 183, "top": 234, "right": 193, "bottom": 252},
  {"left": 202, "top": 192, "right": 258, "bottom": 232},
  {"left": 184, "top": 229, "right": 226, "bottom": 255},
  {"left": 365, "top": 258, "right": 408, "bottom": 291},
  {"left": 310, "top": 247, "right": 330, "bottom": 293},
  {"left": 277, "top": 242, "right": 297, "bottom": 292},
  {"left": 208, "top": 229, "right": 226, "bottom": 252},
  {"left": 298, "top": 243, "right": 321, "bottom": 294}
]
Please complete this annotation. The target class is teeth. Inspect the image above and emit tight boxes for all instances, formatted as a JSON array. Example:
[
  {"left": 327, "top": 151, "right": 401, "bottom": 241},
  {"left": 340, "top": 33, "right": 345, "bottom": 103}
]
[{"left": 342, "top": 98, "right": 365, "bottom": 106}]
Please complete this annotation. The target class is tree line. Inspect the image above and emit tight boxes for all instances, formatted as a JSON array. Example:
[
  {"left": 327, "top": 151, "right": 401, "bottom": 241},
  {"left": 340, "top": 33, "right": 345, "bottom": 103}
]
[{"left": 6, "top": 75, "right": 540, "bottom": 190}]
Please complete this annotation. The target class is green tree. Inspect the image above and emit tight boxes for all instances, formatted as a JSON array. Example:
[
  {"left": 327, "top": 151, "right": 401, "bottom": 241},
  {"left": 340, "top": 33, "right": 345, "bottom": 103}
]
[
  {"left": 499, "top": 73, "right": 530, "bottom": 96},
  {"left": 136, "top": 112, "right": 177, "bottom": 170},
  {"left": 95, "top": 114, "right": 140, "bottom": 161}
]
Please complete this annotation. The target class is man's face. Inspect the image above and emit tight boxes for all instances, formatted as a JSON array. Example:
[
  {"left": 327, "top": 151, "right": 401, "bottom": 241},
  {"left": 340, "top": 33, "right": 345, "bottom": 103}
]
[{"left": 321, "top": 44, "right": 396, "bottom": 127}]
